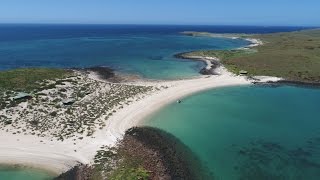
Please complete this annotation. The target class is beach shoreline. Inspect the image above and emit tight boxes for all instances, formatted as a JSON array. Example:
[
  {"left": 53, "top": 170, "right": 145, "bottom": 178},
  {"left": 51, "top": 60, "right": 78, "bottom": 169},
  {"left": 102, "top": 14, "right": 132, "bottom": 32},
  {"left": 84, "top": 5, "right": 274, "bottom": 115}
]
[{"left": 106, "top": 66, "right": 252, "bottom": 138}]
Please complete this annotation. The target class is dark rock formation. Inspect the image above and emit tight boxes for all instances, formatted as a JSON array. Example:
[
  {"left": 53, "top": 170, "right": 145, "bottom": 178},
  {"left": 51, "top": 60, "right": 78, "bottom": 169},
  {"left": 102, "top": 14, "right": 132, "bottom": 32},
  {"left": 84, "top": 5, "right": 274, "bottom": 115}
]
[
  {"left": 71, "top": 66, "right": 115, "bottom": 80},
  {"left": 253, "top": 80, "right": 320, "bottom": 89},
  {"left": 54, "top": 165, "right": 93, "bottom": 180},
  {"left": 174, "top": 52, "right": 221, "bottom": 75},
  {"left": 84, "top": 66, "right": 115, "bottom": 80},
  {"left": 55, "top": 127, "right": 214, "bottom": 180},
  {"left": 275, "top": 80, "right": 320, "bottom": 88},
  {"left": 122, "top": 127, "right": 214, "bottom": 180}
]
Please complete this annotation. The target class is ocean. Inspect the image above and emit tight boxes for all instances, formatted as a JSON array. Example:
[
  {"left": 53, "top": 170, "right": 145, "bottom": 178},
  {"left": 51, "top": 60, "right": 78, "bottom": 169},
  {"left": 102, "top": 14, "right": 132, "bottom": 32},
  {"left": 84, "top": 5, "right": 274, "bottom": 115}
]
[
  {"left": 0, "top": 24, "right": 310, "bottom": 79},
  {"left": 0, "top": 24, "right": 316, "bottom": 179}
]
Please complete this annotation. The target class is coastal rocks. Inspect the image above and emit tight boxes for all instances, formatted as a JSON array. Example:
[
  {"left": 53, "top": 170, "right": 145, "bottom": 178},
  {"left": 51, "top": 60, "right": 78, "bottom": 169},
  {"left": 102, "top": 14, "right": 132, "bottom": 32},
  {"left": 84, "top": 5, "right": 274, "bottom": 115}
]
[
  {"left": 173, "top": 52, "right": 191, "bottom": 59},
  {"left": 251, "top": 76, "right": 320, "bottom": 88},
  {"left": 75, "top": 66, "right": 115, "bottom": 80},
  {"left": 199, "top": 67, "right": 216, "bottom": 75},
  {"left": 174, "top": 52, "right": 221, "bottom": 75},
  {"left": 200, "top": 61, "right": 221, "bottom": 75},
  {"left": 251, "top": 76, "right": 283, "bottom": 83},
  {"left": 118, "top": 127, "right": 214, "bottom": 180},
  {"left": 244, "top": 38, "right": 264, "bottom": 48},
  {"left": 54, "top": 164, "right": 93, "bottom": 180},
  {"left": 274, "top": 80, "right": 320, "bottom": 88},
  {"left": 81, "top": 66, "right": 143, "bottom": 83}
]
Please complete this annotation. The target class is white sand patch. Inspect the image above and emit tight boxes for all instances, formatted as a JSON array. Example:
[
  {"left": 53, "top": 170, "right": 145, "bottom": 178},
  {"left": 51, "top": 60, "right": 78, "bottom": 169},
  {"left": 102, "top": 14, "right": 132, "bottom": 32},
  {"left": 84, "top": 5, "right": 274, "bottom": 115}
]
[{"left": 253, "top": 76, "right": 283, "bottom": 83}]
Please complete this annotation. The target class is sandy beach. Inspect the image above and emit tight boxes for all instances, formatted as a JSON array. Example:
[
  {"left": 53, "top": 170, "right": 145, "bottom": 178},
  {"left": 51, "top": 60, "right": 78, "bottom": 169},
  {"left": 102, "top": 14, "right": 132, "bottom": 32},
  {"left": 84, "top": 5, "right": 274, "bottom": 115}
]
[{"left": 106, "top": 67, "right": 251, "bottom": 136}]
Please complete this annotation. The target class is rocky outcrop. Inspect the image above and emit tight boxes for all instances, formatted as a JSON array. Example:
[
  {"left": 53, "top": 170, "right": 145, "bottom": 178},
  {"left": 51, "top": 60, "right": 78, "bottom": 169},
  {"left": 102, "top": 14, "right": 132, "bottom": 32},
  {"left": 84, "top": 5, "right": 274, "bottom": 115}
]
[
  {"left": 174, "top": 52, "right": 221, "bottom": 75},
  {"left": 55, "top": 127, "right": 214, "bottom": 180},
  {"left": 54, "top": 165, "right": 93, "bottom": 180}
]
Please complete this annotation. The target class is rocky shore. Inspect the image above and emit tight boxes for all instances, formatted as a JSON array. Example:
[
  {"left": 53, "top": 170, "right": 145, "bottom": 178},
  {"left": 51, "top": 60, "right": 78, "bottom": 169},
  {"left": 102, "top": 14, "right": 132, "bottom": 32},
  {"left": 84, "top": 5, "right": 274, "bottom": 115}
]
[{"left": 174, "top": 52, "right": 221, "bottom": 75}]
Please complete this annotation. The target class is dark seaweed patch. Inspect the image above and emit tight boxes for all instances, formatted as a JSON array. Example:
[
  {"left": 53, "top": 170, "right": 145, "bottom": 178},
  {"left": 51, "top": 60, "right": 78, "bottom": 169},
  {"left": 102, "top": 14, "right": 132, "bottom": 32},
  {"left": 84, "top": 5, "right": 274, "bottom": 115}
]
[{"left": 234, "top": 138, "right": 320, "bottom": 180}]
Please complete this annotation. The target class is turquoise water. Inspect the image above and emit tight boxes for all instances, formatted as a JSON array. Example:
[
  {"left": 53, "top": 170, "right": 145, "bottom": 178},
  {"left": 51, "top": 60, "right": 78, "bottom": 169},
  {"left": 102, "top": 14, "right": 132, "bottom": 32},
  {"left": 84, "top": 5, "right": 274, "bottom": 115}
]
[
  {"left": 0, "top": 166, "right": 53, "bottom": 180},
  {"left": 145, "top": 85, "right": 320, "bottom": 180}
]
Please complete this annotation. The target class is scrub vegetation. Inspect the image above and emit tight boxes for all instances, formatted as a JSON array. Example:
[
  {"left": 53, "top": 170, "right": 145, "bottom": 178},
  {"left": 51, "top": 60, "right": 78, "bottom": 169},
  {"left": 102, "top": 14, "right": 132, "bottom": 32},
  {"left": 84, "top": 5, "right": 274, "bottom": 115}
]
[
  {"left": 0, "top": 68, "right": 73, "bottom": 91},
  {"left": 180, "top": 29, "right": 320, "bottom": 83},
  {"left": 0, "top": 68, "right": 156, "bottom": 141}
]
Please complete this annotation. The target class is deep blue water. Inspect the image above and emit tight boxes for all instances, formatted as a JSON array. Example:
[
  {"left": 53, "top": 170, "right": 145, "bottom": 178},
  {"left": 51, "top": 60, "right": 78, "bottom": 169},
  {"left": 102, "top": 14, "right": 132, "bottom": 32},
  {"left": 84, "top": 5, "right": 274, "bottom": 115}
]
[
  {"left": 0, "top": 24, "right": 312, "bottom": 79},
  {"left": 0, "top": 24, "right": 313, "bottom": 42}
]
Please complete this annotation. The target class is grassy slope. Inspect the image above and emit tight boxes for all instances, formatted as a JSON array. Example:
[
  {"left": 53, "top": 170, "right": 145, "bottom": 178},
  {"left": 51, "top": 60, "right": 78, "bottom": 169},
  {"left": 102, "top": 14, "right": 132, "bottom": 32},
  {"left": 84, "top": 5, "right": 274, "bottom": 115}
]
[
  {"left": 184, "top": 29, "right": 320, "bottom": 82},
  {"left": 0, "top": 68, "right": 73, "bottom": 92}
]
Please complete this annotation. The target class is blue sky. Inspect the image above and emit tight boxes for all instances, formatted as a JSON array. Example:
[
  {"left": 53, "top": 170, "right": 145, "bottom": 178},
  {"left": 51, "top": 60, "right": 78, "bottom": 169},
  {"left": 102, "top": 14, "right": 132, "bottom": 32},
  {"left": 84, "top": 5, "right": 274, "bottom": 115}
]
[{"left": 0, "top": 0, "right": 319, "bottom": 26}]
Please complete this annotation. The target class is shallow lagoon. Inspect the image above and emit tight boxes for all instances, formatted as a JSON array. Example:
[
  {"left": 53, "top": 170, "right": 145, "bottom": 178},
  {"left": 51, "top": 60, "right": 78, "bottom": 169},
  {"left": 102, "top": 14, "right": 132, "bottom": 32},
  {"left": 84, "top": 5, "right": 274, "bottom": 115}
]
[
  {"left": 0, "top": 166, "right": 53, "bottom": 180},
  {"left": 145, "top": 85, "right": 320, "bottom": 180}
]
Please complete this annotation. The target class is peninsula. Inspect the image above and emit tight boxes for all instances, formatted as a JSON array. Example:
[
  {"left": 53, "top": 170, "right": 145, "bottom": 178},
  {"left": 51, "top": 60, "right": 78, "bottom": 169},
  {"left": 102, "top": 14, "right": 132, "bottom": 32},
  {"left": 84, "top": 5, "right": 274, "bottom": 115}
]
[{"left": 178, "top": 29, "right": 320, "bottom": 84}]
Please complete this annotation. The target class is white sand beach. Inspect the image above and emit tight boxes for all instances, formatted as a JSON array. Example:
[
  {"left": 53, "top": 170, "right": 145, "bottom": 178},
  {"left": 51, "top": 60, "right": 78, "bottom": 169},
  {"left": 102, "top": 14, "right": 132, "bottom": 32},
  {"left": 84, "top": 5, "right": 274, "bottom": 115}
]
[{"left": 107, "top": 67, "right": 251, "bottom": 136}]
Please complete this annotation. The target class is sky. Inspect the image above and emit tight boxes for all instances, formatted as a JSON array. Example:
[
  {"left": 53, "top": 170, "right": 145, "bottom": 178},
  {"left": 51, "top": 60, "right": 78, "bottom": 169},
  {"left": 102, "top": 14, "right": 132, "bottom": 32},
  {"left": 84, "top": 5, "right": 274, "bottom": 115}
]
[{"left": 0, "top": 0, "right": 319, "bottom": 26}]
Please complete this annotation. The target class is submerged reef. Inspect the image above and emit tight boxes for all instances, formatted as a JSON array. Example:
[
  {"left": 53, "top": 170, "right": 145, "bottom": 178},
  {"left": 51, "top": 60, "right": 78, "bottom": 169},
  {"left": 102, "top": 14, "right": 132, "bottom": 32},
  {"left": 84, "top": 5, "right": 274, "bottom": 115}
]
[{"left": 234, "top": 138, "right": 320, "bottom": 180}]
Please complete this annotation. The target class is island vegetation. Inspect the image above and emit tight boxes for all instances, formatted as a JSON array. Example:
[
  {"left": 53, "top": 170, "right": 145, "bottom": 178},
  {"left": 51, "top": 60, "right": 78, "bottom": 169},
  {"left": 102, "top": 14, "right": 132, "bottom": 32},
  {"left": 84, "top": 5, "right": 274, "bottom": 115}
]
[
  {"left": 178, "top": 29, "right": 320, "bottom": 83},
  {"left": 0, "top": 68, "right": 73, "bottom": 91},
  {"left": 0, "top": 68, "right": 157, "bottom": 140}
]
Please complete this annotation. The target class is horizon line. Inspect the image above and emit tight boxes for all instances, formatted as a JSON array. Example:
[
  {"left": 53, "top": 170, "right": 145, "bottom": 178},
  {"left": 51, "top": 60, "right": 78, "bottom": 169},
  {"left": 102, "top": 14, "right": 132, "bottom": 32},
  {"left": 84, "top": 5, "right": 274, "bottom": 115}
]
[{"left": 0, "top": 22, "right": 318, "bottom": 28}]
